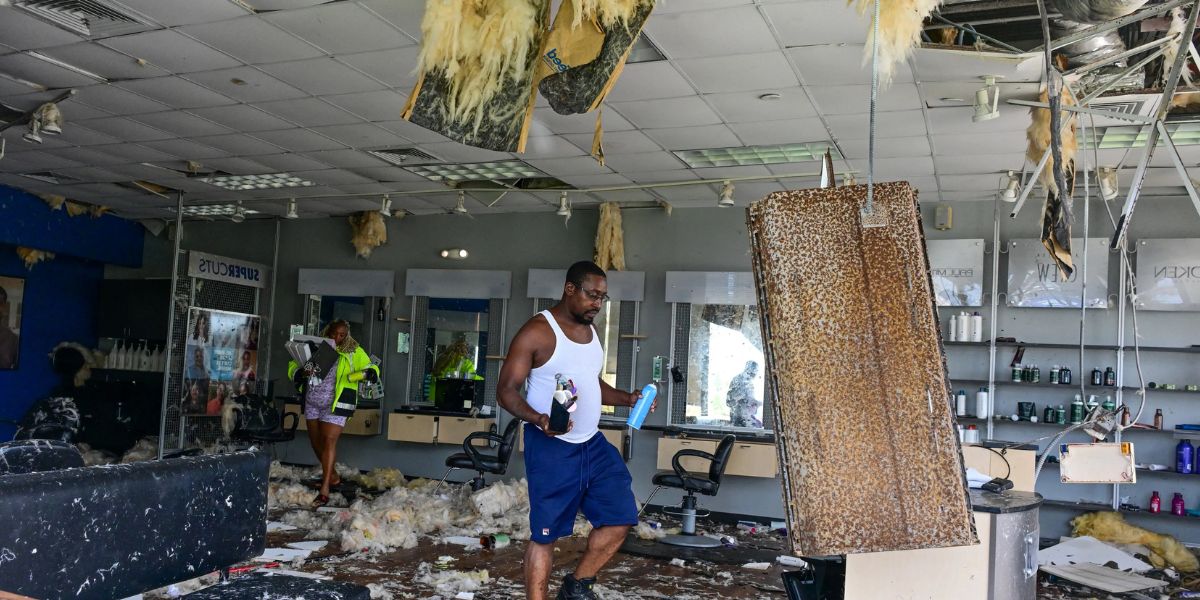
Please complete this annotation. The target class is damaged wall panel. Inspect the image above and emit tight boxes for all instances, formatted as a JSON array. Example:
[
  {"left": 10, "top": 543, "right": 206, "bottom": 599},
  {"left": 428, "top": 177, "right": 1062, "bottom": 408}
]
[{"left": 747, "top": 182, "right": 977, "bottom": 556}]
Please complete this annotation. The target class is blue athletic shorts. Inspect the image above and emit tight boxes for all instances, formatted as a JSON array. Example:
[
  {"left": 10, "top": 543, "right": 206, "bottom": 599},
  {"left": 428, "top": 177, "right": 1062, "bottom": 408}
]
[{"left": 524, "top": 424, "right": 638, "bottom": 543}]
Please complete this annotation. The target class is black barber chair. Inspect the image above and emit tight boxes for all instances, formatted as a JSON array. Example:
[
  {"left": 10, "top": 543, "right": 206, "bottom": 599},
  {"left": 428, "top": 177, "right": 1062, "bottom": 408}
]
[
  {"left": 228, "top": 395, "right": 299, "bottom": 457},
  {"left": 645, "top": 434, "right": 736, "bottom": 548},
  {"left": 435, "top": 418, "right": 521, "bottom": 492},
  {"left": 0, "top": 439, "right": 84, "bottom": 475}
]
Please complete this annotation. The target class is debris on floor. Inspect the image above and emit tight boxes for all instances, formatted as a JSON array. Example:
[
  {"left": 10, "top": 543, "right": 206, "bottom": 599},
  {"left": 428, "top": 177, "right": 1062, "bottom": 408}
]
[
  {"left": 1039, "top": 535, "right": 1153, "bottom": 572},
  {"left": 1072, "top": 511, "right": 1199, "bottom": 572}
]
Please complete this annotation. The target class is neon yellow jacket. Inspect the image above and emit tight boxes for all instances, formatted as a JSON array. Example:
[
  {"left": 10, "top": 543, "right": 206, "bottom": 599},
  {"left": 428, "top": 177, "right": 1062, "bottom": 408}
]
[{"left": 288, "top": 346, "right": 378, "bottom": 416}]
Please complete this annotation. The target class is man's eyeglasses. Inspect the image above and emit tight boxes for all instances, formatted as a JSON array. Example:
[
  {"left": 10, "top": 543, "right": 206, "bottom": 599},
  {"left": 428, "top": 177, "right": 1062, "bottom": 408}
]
[{"left": 579, "top": 287, "right": 609, "bottom": 303}]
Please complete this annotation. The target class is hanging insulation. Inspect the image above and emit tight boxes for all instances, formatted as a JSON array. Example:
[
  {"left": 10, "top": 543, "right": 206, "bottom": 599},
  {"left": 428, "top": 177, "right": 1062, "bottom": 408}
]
[
  {"left": 348, "top": 211, "right": 387, "bottom": 259},
  {"left": 1163, "top": 7, "right": 1195, "bottom": 87},
  {"left": 16, "top": 247, "right": 54, "bottom": 269},
  {"left": 1073, "top": 511, "right": 1199, "bottom": 572},
  {"left": 64, "top": 202, "right": 89, "bottom": 217},
  {"left": 593, "top": 201, "right": 625, "bottom": 271},
  {"left": 570, "top": 0, "right": 649, "bottom": 28},
  {"left": 1025, "top": 86, "right": 1077, "bottom": 279},
  {"left": 850, "top": 0, "right": 943, "bottom": 86},
  {"left": 37, "top": 193, "right": 66, "bottom": 211}
]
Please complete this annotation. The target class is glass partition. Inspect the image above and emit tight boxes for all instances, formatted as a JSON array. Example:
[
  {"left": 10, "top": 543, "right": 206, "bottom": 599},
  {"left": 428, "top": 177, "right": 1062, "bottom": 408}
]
[
  {"left": 670, "top": 303, "right": 768, "bottom": 430},
  {"left": 414, "top": 297, "right": 490, "bottom": 408}
]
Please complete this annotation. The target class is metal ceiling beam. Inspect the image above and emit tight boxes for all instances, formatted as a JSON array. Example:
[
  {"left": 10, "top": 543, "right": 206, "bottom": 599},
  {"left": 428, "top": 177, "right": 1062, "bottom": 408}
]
[
  {"left": 1035, "top": 0, "right": 1192, "bottom": 52},
  {"left": 1007, "top": 99, "right": 1156, "bottom": 124},
  {"left": 1156, "top": 119, "right": 1200, "bottom": 218},
  {"left": 1080, "top": 44, "right": 1171, "bottom": 104},
  {"left": 927, "top": 14, "right": 1025, "bottom": 53},
  {"left": 1064, "top": 34, "right": 1178, "bottom": 77}
]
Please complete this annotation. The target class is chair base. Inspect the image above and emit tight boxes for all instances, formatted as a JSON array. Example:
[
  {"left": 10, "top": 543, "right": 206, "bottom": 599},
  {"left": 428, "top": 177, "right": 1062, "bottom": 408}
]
[{"left": 660, "top": 533, "right": 723, "bottom": 548}]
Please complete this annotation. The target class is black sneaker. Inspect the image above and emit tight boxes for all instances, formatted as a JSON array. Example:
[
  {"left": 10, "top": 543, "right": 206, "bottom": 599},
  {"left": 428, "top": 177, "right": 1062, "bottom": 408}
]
[{"left": 555, "top": 574, "right": 599, "bottom": 600}]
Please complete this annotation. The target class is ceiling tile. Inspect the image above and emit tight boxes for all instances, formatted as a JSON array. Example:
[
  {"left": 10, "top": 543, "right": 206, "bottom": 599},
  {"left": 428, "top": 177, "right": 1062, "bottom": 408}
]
[
  {"left": 114, "top": 0, "right": 252, "bottom": 27},
  {"left": 931, "top": 132, "right": 1025, "bottom": 156},
  {"left": 374, "top": 120, "right": 450, "bottom": 144},
  {"left": 705, "top": 87, "right": 815, "bottom": 123},
  {"left": 910, "top": 47, "right": 1044, "bottom": 84},
  {"left": 53, "top": 124, "right": 122, "bottom": 146},
  {"left": 258, "top": 57, "right": 385, "bottom": 96},
  {"left": 642, "top": 124, "right": 741, "bottom": 150},
  {"left": 788, "top": 45, "right": 914, "bottom": 86},
  {"left": 526, "top": 156, "right": 613, "bottom": 177},
  {"left": 564, "top": 130, "right": 661, "bottom": 155},
  {"left": 925, "top": 106, "right": 1031, "bottom": 135},
  {"left": 250, "top": 128, "right": 346, "bottom": 152},
  {"left": 531, "top": 109, "right": 634, "bottom": 135},
  {"left": 824, "top": 110, "right": 929, "bottom": 140},
  {"left": 727, "top": 117, "right": 829, "bottom": 146},
  {"left": 611, "top": 96, "right": 722, "bottom": 129},
  {"left": 557, "top": 173, "right": 632, "bottom": 187},
  {"left": 936, "top": 153, "right": 1027, "bottom": 175},
  {"left": 0, "top": 53, "right": 99, "bottom": 88},
  {"left": 89, "top": 143, "right": 181, "bottom": 163},
  {"left": 130, "top": 111, "right": 233, "bottom": 137},
  {"left": 594, "top": 151, "right": 686, "bottom": 173},
  {"left": 37, "top": 43, "right": 169, "bottom": 80},
  {"left": 643, "top": 6, "right": 777, "bottom": 59},
  {"left": 49, "top": 166, "right": 129, "bottom": 183},
  {"left": 101, "top": 30, "right": 241, "bottom": 73},
  {"left": 675, "top": 52, "right": 798, "bottom": 94},
  {"left": 418, "top": 141, "right": 512, "bottom": 163},
  {"left": 323, "top": 90, "right": 408, "bottom": 122},
  {"left": 117, "top": 76, "right": 238, "bottom": 109},
  {"left": 336, "top": 47, "right": 421, "bottom": 88},
  {"left": 602, "top": 62, "right": 696, "bottom": 102},
  {"left": 348, "top": 166, "right": 428, "bottom": 182},
  {"left": 75, "top": 116, "right": 175, "bottom": 141},
  {"left": 255, "top": 97, "right": 362, "bottom": 126},
  {"left": 185, "top": 67, "right": 307, "bottom": 103},
  {"left": 806, "top": 84, "right": 923, "bottom": 115},
  {"left": 308, "top": 123, "right": 405, "bottom": 148},
  {"left": 180, "top": 16, "right": 324, "bottom": 64},
  {"left": 357, "top": 0, "right": 425, "bottom": 41},
  {"left": 763, "top": 0, "right": 868, "bottom": 46},
  {"left": 306, "top": 149, "right": 388, "bottom": 168},
  {"left": 251, "top": 153, "right": 334, "bottom": 173},
  {"left": 47, "top": 147, "right": 125, "bottom": 166},
  {"left": 263, "top": 4, "right": 406, "bottom": 54},
  {"left": 845, "top": 156, "right": 936, "bottom": 178},
  {"left": 191, "top": 133, "right": 284, "bottom": 156},
  {"left": 139, "top": 139, "right": 229, "bottom": 160},
  {"left": 74, "top": 84, "right": 170, "bottom": 116},
  {"left": 521, "top": 134, "right": 589, "bottom": 159},
  {"left": 292, "top": 169, "right": 377, "bottom": 186},
  {"left": 627, "top": 170, "right": 700, "bottom": 184},
  {"left": 939, "top": 174, "right": 1004, "bottom": 191},
  {"left": 838, "top": 136, "right": 931, "bottom": 159},
  {"left": 0, "top": 9, "right": 86, "bottom": 49},
  {"left": 189, "top": 104, "right": 296, "bottom": 132},
  {"left": 201, "top": 157, "right": 273, "bottom": 175},
  {"left": 645, "top": 179, "right": 711, "bottom": 200}
]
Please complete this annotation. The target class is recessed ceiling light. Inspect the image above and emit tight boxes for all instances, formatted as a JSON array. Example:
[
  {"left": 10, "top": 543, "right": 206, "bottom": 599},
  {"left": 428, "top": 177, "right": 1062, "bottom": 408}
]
[
  {"left": 674, "top": 142, "right": 840, "bottom": 168},
  {"left": 202, "top": 172, "right": 316, "bottom": 190},
  {"left": 758, "top": 93, "right": 783, "bottom": 101},
  {"left": 406, "top": 160, "right": 544, "bottom": 183}
]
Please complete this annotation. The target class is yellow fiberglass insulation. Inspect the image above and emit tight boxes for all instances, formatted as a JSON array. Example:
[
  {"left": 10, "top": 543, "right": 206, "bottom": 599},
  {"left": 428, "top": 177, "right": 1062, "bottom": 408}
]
[
  {"left": 349, "top": 210, "right": 387, "bottom": 259},
  {"left": 16, "top": 247, "right": 54, "bottom": 269},
  {"left": 1073, "top": 511, "right": 1199, "bottom": 572},
  {"left": 851, "top": 0, "right": 942, "bottom": 86},
  {"left": 1025, "top": 86, "right": 1077, "bottom": 195},
  {"left": 418, "top": 0, "right": 541, "bottom": 131},
  {"left": 594, "top": 202, "right": 625, "bottom": 271},
  {"left": 570, "top": 0, "right": 653, "bottom": 29}
]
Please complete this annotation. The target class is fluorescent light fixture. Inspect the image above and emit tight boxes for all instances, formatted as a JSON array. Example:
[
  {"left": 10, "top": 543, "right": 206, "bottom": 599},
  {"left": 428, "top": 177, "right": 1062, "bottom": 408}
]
[
  {"left": 26, "top": 51, "right": 108, "bottom": 83},
  {"left": 718, "top": 180, "right": 735, "bottom": 207},
  {"left": 1084, "top": 123, "right": 1200, "bottom": 148},
  {"left": 843, "top": 173, "right": 857, "bottom": 186},
  {"left": 285, "top": 198, "right": 299, "bottom": 219},
  {"left": 674, "top": 142, "right": 839, "bottom": 168},
  {"left": 556, "top": 191, "right": 571, "bottom": 216},
  {"left": 973, "top": 76, "right": 999, "bottom": 123},
  {"left": 380, "top": 195, "right": 392, "bottom": 217},
  {"left": 1098, "top": 167, "right": 1119, "bottom": 201},
  {"left": 1000, "top": 171, "right": 1020, "bottom": 203},
  {"left": 406, "top": 160, "right": 544, "bottom": 183},
  {"left": 181, "top": 203, "right": 260, "bottom": 218},
  {"left": 202, "top": 172, "right": 315, "bottom": 190},
  {"left": 440, "top": 248, "right": 468, "bottom": 260}
]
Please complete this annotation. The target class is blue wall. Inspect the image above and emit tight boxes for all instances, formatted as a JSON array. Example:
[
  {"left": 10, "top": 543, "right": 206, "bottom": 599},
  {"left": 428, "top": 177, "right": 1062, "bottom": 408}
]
[{"left": 0, "top": 185, "right": 143, "bottom": 439}]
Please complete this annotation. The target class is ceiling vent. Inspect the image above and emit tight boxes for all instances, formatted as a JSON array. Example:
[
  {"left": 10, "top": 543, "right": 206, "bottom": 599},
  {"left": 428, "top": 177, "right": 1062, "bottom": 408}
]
[
  {"left": 1082, "top": 93, "right": 1160, "bottom": 128},
  {"left": 368, "top": 147, "right": 442, "bottom": 167},
  {"left": 15, "top": 0, "right": 153, "bottom": 37}
]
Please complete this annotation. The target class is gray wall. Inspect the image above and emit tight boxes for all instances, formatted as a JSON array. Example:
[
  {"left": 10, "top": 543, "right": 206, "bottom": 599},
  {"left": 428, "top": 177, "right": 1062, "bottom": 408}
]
[{"left": 118, "top": 194, "right": 1200, "bottom": 541}]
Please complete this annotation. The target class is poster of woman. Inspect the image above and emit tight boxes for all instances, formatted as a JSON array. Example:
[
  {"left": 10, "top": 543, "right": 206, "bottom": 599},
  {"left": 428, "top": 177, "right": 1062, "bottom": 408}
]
[{"left": 184, "top": 308, "right": 261, "bottom": 416}]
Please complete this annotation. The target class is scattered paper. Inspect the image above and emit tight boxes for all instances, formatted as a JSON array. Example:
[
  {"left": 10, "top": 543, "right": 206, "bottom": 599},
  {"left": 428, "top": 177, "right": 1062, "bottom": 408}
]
[
  {"left": 742, "top": 562, "right": 771, "bottom": 570},
  {"left": 266, "top": 521, "right": 298, "bottom": 532},
  {"left": 1039, "top": 536, "right": 1153, "bottom": 573},
  {"left": 253, "top": 548, "right": 312, "bottom": 562},
  {"left": 256, "top": 568, "right": 331, "bottom": 580},
  {"left": 669, "top": 558, "right": 686, "bottom": 567},
  {"left": 454, "top": 593, "right": 475, "bottom": 600},
  {"left": 1040, "top": 563, "right": 1166, "bottom": 593},
  {"left": 442, "top": 536, "right": 483, "bottom": 548},
  {"left": 285, "top": 541, "right": 328, "bottom": 552},
  {"left": 316, "top": 506, "right": 344, "bottom": 513}
]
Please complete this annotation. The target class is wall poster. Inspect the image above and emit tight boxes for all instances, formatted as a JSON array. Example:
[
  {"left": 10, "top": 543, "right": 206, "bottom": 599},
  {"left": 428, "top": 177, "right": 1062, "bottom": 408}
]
[
  {"left": 1006, "top": 238, "right": 1109, "bottom": 308},
  {"left": 0, "top": 275, "right": 23, "bottom": 370},
  {"left": 927, "top": 239, "right": 985, "bottom": 306},
  {"left": 1135, "top": 238, "right": 1200, "bottom": 311},
  {"left": 183, "top": 307, "right": 260, "bottom": 416}
]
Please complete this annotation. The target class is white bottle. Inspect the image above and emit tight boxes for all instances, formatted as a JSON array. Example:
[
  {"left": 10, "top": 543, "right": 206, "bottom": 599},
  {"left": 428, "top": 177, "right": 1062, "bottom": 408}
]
[
  {"left": 949, "top": 314, "right": 959, "bottom": 342},
  {"left": 106, "top": 342, "right": 117, "bottom": 369},
  {"left": 970, "top": 312, "right": 983, "bottom": 342},
  {"left": 975, "top": 386, "right": 989, "bottom": 419},
  {"left": 152, "top": 345, "right": 163, "bottom": 371},
  {"left": 138, "top": 342, "right": 151, "bottom": 371},
  {"left": 956, "top": 311, "right": 970, "bottom": 342},
  {"left": 116, "top": 342, "right": 129, "bottom": 370},
  {"left": 955, "top": 390, "right": 967, "bottom": 416}
]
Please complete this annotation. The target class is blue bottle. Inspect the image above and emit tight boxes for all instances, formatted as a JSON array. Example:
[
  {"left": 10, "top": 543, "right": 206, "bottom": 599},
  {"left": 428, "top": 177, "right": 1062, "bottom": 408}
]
[
  {"left": 627, "top": 383, "right": 659, "bottom": 430},
  {"left": 1177, "top": 439, "right": 1195, "bottom": 474}
]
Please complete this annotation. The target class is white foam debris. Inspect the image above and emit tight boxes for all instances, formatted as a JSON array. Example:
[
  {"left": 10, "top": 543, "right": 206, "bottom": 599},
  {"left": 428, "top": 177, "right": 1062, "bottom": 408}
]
[
  {"left": 358, "top": 467, "right": 406, "bottom": 490},
  {"left": 633, "top": 521, "right": 666, "bottom": 540},
  {"left": 669, "top": 558, "right": 686, "bottom": 567},
  {"left": 120, "top": 438, "right": 158, "bottom": 463},
  {"left": 415, "top": 562, "right": 490, "bottom": 594},
  {"left": 76, "top": 443, "right": 116, "bottom": 466},
  {"left": 741, "top": 562, "right": 771, "bottom": 570},
  {"left": 367, "top": 582, "right": 395, "bottom": 600},
  {"left": 471, "top": 481, "right": 524, "bottom": 517}
]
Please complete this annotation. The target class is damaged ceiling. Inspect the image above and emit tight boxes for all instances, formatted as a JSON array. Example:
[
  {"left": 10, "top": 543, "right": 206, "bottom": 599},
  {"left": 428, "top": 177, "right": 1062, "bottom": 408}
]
[{"left": 0, "top": 0, "right": 1197, "bottom": 220}]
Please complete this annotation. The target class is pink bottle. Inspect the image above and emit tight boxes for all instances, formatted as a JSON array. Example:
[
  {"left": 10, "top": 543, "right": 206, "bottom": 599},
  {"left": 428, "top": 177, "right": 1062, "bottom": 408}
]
[
  {"left": 1149, "top": 491, "right": 1161, "bottom": 514},
  {"left": 1172, "top": 493, "right": 1186, "bottom": 517}
]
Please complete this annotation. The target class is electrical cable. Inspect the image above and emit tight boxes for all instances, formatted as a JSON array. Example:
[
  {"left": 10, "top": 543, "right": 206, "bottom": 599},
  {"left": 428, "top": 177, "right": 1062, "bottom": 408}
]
[{"left": 983, "top": 445, "right": 1013, "bottom": 480}]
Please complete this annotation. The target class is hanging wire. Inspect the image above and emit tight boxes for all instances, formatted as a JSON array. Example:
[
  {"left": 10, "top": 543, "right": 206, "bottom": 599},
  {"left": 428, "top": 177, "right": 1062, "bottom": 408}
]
[{"left": 865, "top": 0, "right": 880, "bottom": 213}]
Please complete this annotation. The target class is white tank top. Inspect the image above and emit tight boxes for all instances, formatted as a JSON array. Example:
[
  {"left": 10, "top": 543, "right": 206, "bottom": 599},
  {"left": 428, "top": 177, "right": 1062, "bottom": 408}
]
[{"left": 525, "top": 310, "right": 604, "bottom": 444}]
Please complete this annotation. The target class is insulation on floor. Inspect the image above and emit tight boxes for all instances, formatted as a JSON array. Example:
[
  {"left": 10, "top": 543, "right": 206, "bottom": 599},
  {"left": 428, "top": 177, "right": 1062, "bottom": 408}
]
[{"left": 746, "top": 181, "right": 976, "bottom": 556}]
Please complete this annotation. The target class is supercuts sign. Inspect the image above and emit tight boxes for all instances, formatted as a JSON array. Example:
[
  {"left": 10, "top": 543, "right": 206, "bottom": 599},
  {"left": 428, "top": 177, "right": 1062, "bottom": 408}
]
[{"left": 188, "top": 251, "right": 269, "bottom": 289}]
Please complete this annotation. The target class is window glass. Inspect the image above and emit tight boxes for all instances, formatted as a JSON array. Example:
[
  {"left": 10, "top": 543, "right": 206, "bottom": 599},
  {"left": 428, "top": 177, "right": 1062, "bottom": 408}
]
[
  {"left": 593, "top": 301, "right": 621, "bottom": 415},
  {"left": 684, "top": 303, "right": 765, "bottom": 429},
  {"left": 420, "top": 298, "right": 489, "bottom": 407}
]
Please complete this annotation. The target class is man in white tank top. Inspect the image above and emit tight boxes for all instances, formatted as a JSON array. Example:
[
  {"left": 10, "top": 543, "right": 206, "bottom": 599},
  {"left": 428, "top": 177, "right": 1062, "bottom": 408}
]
[{"left": 498, "top": 261, "right": 654, "bottom": 600}]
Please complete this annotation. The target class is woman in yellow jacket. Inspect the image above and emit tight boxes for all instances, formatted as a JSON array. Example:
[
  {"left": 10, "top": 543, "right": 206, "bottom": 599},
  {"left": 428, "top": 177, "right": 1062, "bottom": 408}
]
[{"left": 288, "top": 319, "right": 379, "bottom": 506}]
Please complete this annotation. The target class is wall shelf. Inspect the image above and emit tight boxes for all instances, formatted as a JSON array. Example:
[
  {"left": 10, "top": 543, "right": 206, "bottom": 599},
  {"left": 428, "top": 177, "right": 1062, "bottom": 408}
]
[{"left": 1042, "top": 499, "right": 1200, "bottom": 521}]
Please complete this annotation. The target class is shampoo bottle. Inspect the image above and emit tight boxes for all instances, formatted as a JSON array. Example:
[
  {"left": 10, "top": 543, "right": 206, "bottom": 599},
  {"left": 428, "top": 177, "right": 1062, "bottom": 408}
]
[
  {"left": 955, "top": 390, "right": 967, "bottom": 417},
  {"left": 1173, "top": 493, "right": 1186, "bottom": 517},
  {"left": 956, "top": 312, "right": 970, "bottom": 343},
  {"left": 970, "top": 312, "right": 983, "bottom": 342},
  {"left": 1178, "top": 440, "right": 1195, "bottom": 474},
  {"left": 949, "top": 314, "right": 958, "bottom": 342},
  {"left": 975, "top": 386, "right": 989, "bottom": 419},
  {"left": 1149, "top": 491, "right": 1161, "bottom": 514}
]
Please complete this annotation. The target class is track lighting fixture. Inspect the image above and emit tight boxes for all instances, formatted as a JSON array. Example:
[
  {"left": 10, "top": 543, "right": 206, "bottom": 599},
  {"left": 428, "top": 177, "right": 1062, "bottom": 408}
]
[
  {"left": 556, "top": 191, "right": 571, "bottom": 217},
  {"left": 972, "top": 76, "right": 1000, "bottom": 123},
  {"left": 718, "top": 180, "right": 735, "bottom": 207},
  {"left": 1000, "top": 171, "right": 1020, "bottom": 203},
  {"left": 453, "top": 190, "right": 468, "bottom": 214},
  {"left": 844, "top": 173, "right": 856, "bottom": 187},
  {"left": 380, "top": 194, "right": 392, "bottom": 217},
  {"left": 1098, "top": 167, "right": 1119, "bottom": 201},
  {"left": 23, "top": 103, "right": 64, "bottom": 144},
  {"left": 285, "top": 198, "right": 299, "bottom": 219},
  {"left": 440, "top": 248, "right": 469, "bottom": 260},
  {"left": 230, "top": 202, "right": 245, "bottom": 223}
]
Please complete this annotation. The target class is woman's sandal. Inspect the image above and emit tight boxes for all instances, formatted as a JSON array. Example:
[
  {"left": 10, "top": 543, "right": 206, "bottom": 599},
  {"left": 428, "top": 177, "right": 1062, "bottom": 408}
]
[{"left": 312, "top": 494, "right": 330, "bottom": 508}]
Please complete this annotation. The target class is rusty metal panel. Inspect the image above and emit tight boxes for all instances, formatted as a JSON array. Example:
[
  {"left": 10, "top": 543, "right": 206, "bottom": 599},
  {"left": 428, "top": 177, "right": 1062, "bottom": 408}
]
[{"left": 747, "top": 182, "right": 977, "bottom": 556}]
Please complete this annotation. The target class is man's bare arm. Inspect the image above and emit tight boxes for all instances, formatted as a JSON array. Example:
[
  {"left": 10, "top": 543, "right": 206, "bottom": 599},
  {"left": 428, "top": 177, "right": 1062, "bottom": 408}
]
[
  {"left": 498, "top": 319, "right": 570, "bottom": 434},
  {"left": 599, "top": 378, "right": 635, "bottom": 407}
]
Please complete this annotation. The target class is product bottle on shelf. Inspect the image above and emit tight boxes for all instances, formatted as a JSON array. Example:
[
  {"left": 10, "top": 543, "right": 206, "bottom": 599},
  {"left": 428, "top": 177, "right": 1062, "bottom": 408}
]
[
  {"left": 1120, "top": 406, "right": 1130, "bottom": 427},
  {"left": 1149, "top": 491, "right": 1161, "bottom": 514},
  {"left": 949, "top": 314, "right": 958, "bottom": 342},
  {"left": 1060, "top": 367, "right": 1072, "bottom": 385},
  {"left": 956, "top": 311, "right": 970, "bottom": 342},
  {"left": 1091, "top": 367, "right": 1103, "bottom": 386},
  {"left": 1056, "top": 404, "right": 1067, "bottom": 425},
  {"left": 955, "top": 390, "right": 967, "bottom": 417},
  {"left": 970, "top": 312, "right": 983, "bottom": 342},
  {"left": 138, "top": 341, "right": 151, "bottom": 371},
  {"left": 1011, "top": 365, "right": 1022, "bottom": 383},
  {"left": 1102, "top": 395, "right": 1115, "bottom": 412},
  {"left": 1032, "top": 365, "right": 1041, "bottom": 383},
  {"left": 1178, "top": 440, "right": 1195, "bottom": 474},
  {"left": 1172, "top": 493, "right": 1186, "bottom": 517},
  {"left": 1154, "top": 409, "right": 1164, "bottom": 430},
  {"left": 975, "top": 386, "right": 989, "bottom": 419},
  {"left": 1070, "top": 395, "right": 1085, "bottom": 424},
  {"left": 105, "top": 342, "right": 117, "bottom": 369},
  {"left": 1050, "top": 365, "right": 1060, "bottom": 384},
  {"left": 1104, "top": 366, "right": 1116, "bottom": 387}
]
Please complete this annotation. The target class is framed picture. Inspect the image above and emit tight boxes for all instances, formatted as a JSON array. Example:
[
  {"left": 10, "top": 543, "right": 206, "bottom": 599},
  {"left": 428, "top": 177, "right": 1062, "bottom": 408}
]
[
  {"left": 183, "top": 308, "right": 260, "bottom": 416},
  {"left": 0, "top": 275, "right": 24, "bottom": 370}
]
